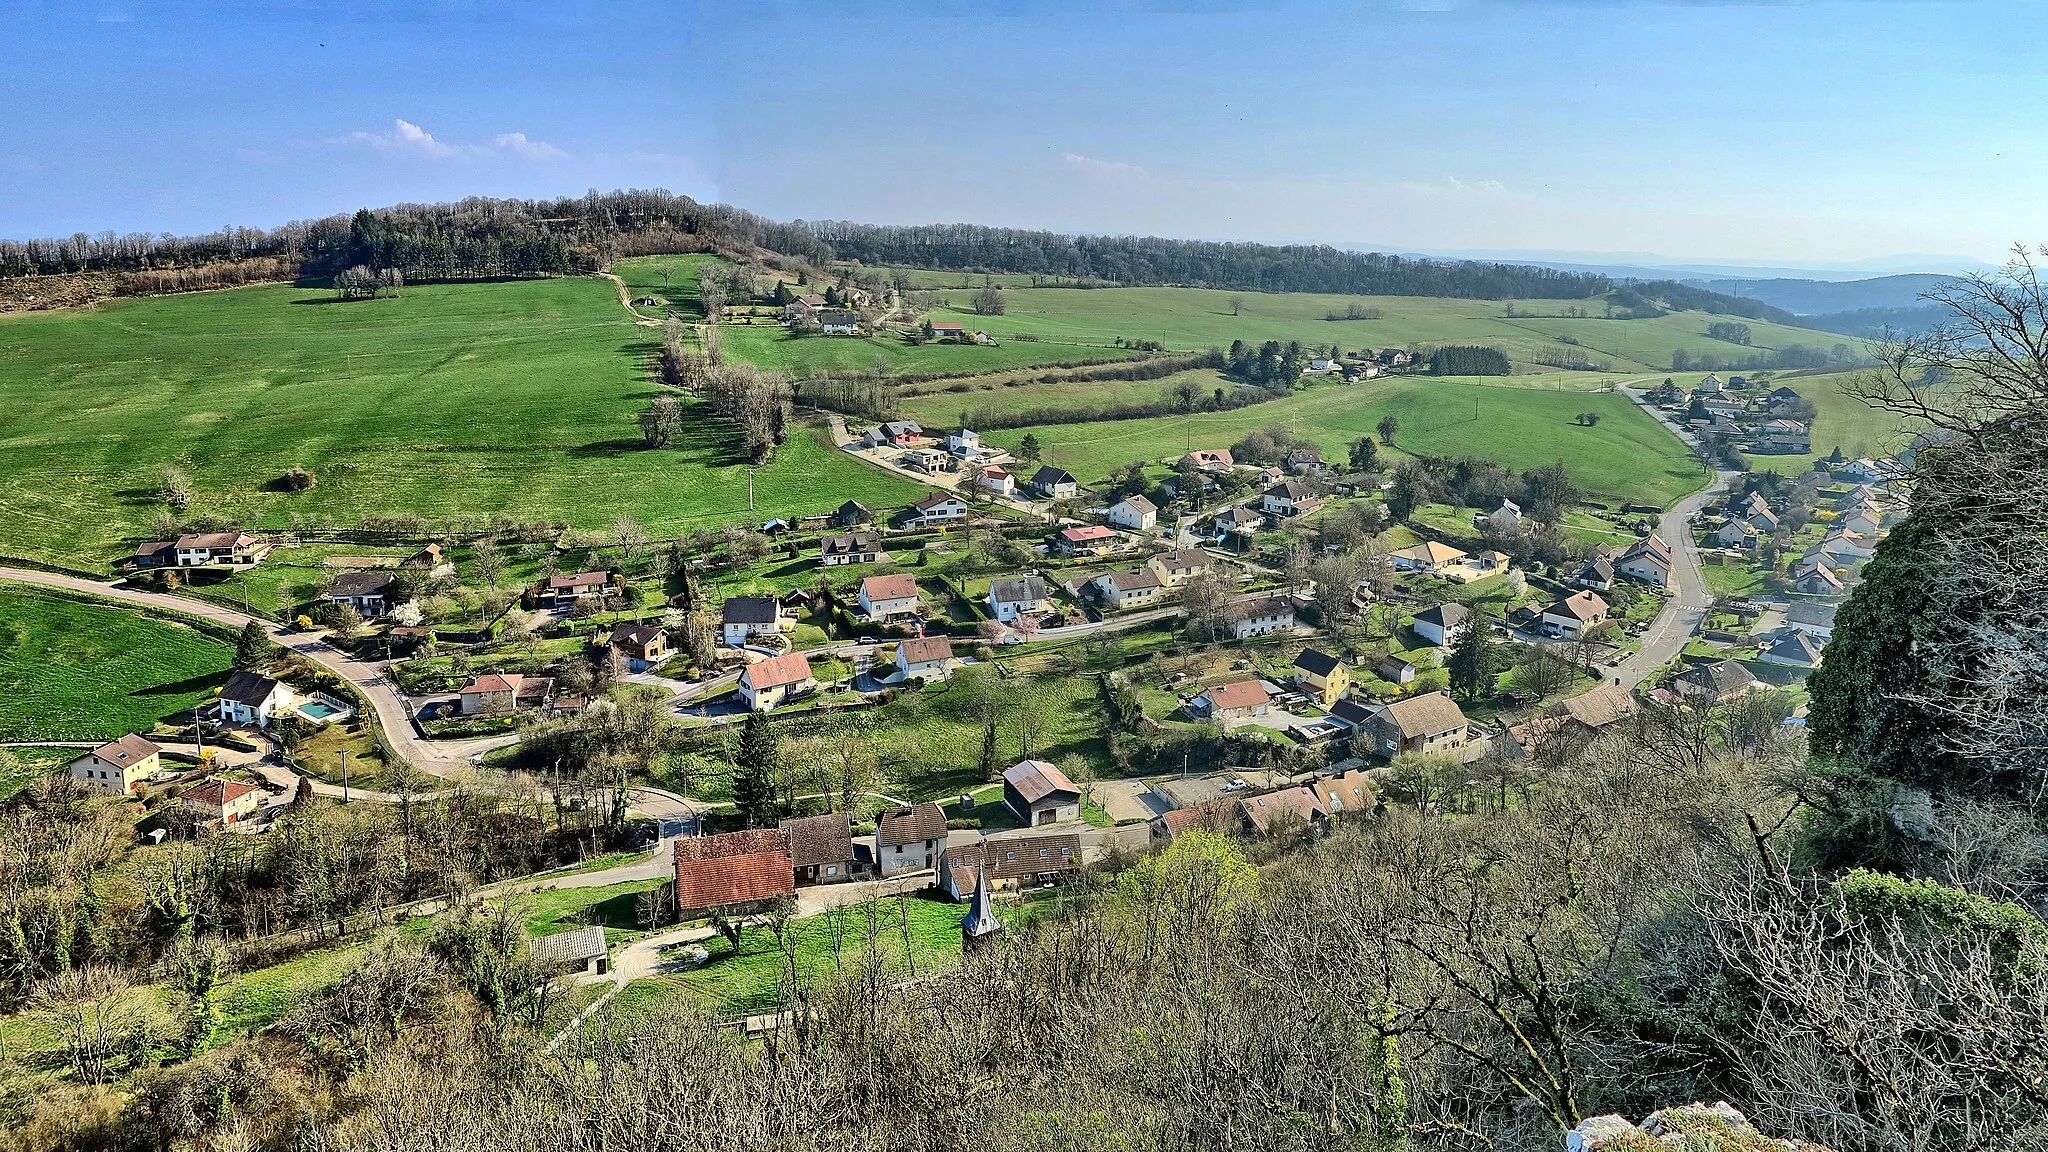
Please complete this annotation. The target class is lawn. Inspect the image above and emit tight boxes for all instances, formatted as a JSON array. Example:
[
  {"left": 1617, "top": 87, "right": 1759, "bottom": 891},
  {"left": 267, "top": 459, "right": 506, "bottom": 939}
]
[
  {"left": 212, "top": 940, "right": 369, "bottom": 1041},
  {"left": 0, "top": 582, "right": 234, "bottom": 741},
  {"left": 0, "top": 275, "right": 922, "bottom": 570},
  {"left": 519, "top": 879, "right": 669, "bottom": 944},
  {"left": 0, "top": 745, "right": 74, "bottom": 799},
  {"left": 980, "top": 375, "right": 1711, "bottom": 508}
]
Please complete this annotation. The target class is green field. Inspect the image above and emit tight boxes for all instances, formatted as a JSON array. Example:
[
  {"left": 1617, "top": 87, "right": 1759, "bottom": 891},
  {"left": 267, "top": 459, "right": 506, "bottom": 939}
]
[
  {"left": 0, "top": 276, "right": 921, "bottom": 569},
  {"left": 0, "top": 583, "right": 234, "bottom": 741},
  {"left": 0, "top": 745, "right": 74, "bottom": 799},
  {"left": 979, "top": 376, "right": 1709, "bottom": 507}
]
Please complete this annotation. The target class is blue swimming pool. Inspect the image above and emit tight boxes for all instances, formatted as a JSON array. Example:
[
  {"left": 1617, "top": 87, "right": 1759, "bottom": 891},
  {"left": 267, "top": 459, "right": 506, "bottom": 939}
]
[{"left": 299, "top": 700, "right": 342, "bottom": 720}]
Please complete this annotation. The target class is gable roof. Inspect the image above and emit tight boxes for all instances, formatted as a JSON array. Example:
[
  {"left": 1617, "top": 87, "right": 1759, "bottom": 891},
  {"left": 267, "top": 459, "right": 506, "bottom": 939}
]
[
  {"left": 1414, "top": 602, "right": 1469, "bottom": 631},
  {"left": 1787, "top": 601, "right": 1838, "bottom": 628},
  {"left": 1577, "top": 556, "right": 1616, "bottom": 583},
  {"left": 1032, "top": 465, "right": 1077, "bottom": 488},
  {"left": 1225, "top": 595, "right": 1292, "bottom": 622},
  {"left": 1377, "top": 692, "right": 1469, "bottom": 740},
  {"left": 1060, "top": 525, "right": 1118, "bottom": 543},
  {"left": 912, "top": 490, "right": 965, "bottom": 512},
  {"left": 1561, "top": 684, "right": 1638, "bottom": 730},
  {"left": 1766, "top": 632, "right": 1825, "bottom": 663},
  {"left": 1547, "top": 590, "right": 1608, "bottom": 622},
  {"left": 1293, "top": 648, "right": 1343, "bottom": 678},
  {"left": 1158, "top": 799, "right": 1237, "bottom": 837},
  {"left": 721, "top": 595, "right": 781, "bottom": 625},
  {"left": 1101, "top": 567, "right": 1163, "bottom": 593},
  {"left": 976, "top": 833, "right": 1082, "bottom": 879},
  {"left": 898, "top": 635, "right": 955, "bottom": 665},
  {"left": 1004, "top": 759, "right": 1081, "bottom": 806},
  {"left": 1201, "top": 679, "right": 1271, "bottom": 712},
  {"left": 1113, "top": 494, "right": 1157, "bottom": 514},
  {"left": 989, "top": 575, "right": 1048, "bottom": 604},
  {"left": 778, "top": 812, "right": 855, "bottom": 868},
  {"left": 822, "top": 531, "right": 883, "bottom": 557},
  {"left": 1266, "top": 479, "right": 1317, "bottom": 501},
  {"left": 79, "top": 733, "right": 160, "bottom": 768},
  {"left": 531, "top": 925, "right": 608, "bottom": 968},
  {"left": 1238, "top": 786, "right": 1328, "bottom": 832},
  {"left": 742, "top": 651, "right": 814, "bottom": 691},
  {"left": 176, "top": 531, "right": 254, "bottom": 550},
  {"left": 217, "top": 670, "right": 284, "bottom": 707},
  {"left": 462, "top": 672, "right": 523, "bottom": 695},
  {"left": 1391, "top": 541, "right": 1467, "bottom": 566},
  {"left": 1680, "top": 658, "right": 1757, "bottom": 694},
  {"left": 1313, "top": 769, "right": 1377, "bottom": 815},
  {"left": 1184, "top": 449, "right": 1234, "bottom": 468},
  {"left": 860, "top": 573, "right": 921, "bottom": 603},
  {"left": 877, "top": 801, "right": 948, "bottom": 846},
  {"left": 328, "top": 571, "right": 395, "bottom": 597},
  {"left": 1152, "top": 547, "right": 1210, "bottom": 571},
  {"left": 546, "top": 570, "right": 613, "bottom": 590},
  {"left": 610, "top": 622, "right": 664, "bottom": 648},
  {"left": 672, "top": 830, "right": 795, "bottom": 909},
  {"left": 1329, "top": 697, "right": 1382, "bottom": 729},
  {"left": 184, "top": 777, "right": 258, "bottom": 808}
]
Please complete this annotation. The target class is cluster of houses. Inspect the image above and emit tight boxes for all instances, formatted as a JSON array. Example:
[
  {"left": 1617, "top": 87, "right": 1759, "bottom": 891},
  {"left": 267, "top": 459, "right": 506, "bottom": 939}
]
[
  {"left": 1148, "top": 764, "right": 1381, "bottom": 844},
  {"left": 1667, "top": 375, "right": 1815, "bottom": 455},
  {"left": 130, "top": 531, "right": 272, "bottom": 570},
  {"left": 63, "top": 733, "right": 283, "bottom": 831}
]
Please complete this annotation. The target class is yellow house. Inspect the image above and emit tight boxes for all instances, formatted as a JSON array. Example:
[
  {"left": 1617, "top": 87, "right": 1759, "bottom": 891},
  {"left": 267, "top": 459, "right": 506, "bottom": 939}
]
[{"left": 1292, "top": 649, "right": 1349, "bottom": 707}]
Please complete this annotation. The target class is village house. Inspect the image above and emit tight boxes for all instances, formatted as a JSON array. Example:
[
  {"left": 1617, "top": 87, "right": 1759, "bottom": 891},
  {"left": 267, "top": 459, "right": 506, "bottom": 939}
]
[
  {"left": 782, "top": 293, "right": 826, "bottom": 322},
  {"left": 1378, "top": 348, "right": 1413, "bottom": 367},
  {"left": 739, "top": 652, "right": 815, "bottom": 712},
  {"left": 876, "top": 802, "right": 948, "bottom": 877},
  {"left": 182, "top": 777, "right": 264, "bottom": 826},
  {"left": 1054, "top": 524, "right": 1120, "bottom": 558},
  {"left": 1812, "top": 529, "right": 1877, "bottom": 561},
  {"left": 821, "top": 531, "right": 888, "bottom": 567},
  {"left": 1839, "top": 508, "right": 1883, "bottom": 537},
  {"left": 1004, "top": 758, "right": 1083, "bottom": 826},
  {"left": 720, "top": 596, "right": 786, "bottom": 647},
  {"left": 1574, "top": 555, "right": 1618, "bottom": 590},
  {"left": 1785, "top": 600, "right": 1838, "bottom": 641},
  {"left": 534, "top": 570, "right": 617, "bottom": 608},
  {"left": 1238, "top": 787, "right": 1329, "bottom": 835},
  {"left": 1376, "top": 657, "right": 1417, "bottom": 686},
  {"left": 1754, "top": 419, "right": 1812, "bottom": 454},
  {"left": 1150, "top": 798, "right": 1240, "bottom": 843},
  {"left": 779, "top": 812, "right": 857, "bottom": 885},
  {"left": 68, "top": 734, "right": 161, "bottom": 796},
  {"left": 1147, "top": 547, "right": 1213, "bottom": 588},
  {"left": 1283, "top": 447, "right": 1327, "bottom": 476},
  {"left": 1674, "top": 658, "right": 1760, "bottom": 704},
  {"left": 1760, "top": 631, "right": 1825, "bottom": 668},
  {"left": 1030, "top": 465, "right": 1080, "bottom": 500},
  {"left": 1747, "top": 506, "right": 1782, "bottom": 534},
  {"left": 459, "top": 672, "right": 553, "bottom": 715},
  {"left": 1390, "top": 541, "right": 1468, "bottom": 574},
  {"left": 1708, "top": 521, "right": 1752, "bottom": 549},
  {"left": 1411, "top": 602, "right": 1468, "bottom": 646},
  {"left": 327, "top": 571, "right": 396, "bottom": 617},
  {"left": 1189, "top": 678, "right": 1272, "bottom": 726},
  {"left": 171, "top": 531, "right": 271, "bottom": 568},
  {"left": 530, "top": 926, "right": 609, "bottom": 977},
  {"left": 1182, "top": 449, "right": 1235, "bottom": 472},
  {"left": 988, "top": 575, "right": 1049, "bottom": 622},
  {"left": 1615, "top": 536, "right": 1673, "bottom": 587},
  {"left": 1486, "top": 499, "right": 1523, "bottom": 531},
  {"left": 1292, "top": 648, "right": 1349, "bottom": 707},
  {"left": 215, "top": 670, "right": 295, "bottom": 727},
  {"left": 673, "top": 829, "right": 796, "bottom": 915},
  {"left": 1366, "top": 692, "right": 1470, "bottom": 758},
  {"left": 894, "top": 635, "right": 957, "bottom": 681},
  {"left": 940, "top": 833, "right": 1082, "bottom": 899},
  {"left": 1090, "top": 567, "right": 1165, "bottom": 610},
  {"left": 1312, "top": 769, "right": 1378, "bottom": 818},
  {"left": 926, "top": 320, "right": 966, "bottom": 341},
  {"left": 894, "top": 491, "right": 970, "bottom": 528},
  {"left": 863, "top": 420, "right": 925, "bottom": 448},
  {"left": 945, "top": 429, "right": 982, "bottom": 456},
  {"left": 1260, "top": 480, "right": 1322, "bottom": 518},
  {"left": 1212, "top": 504, "right": 1265, "bottom": 539},
  {"left": 1105, "top": 494, "right": 1158, "bottom": 531},
  {"left": 975, "top": 464, "right": 1016, "bottom": 497},
  {"left": 1224, "top": 596, "right": 1295, "bottom": 639},
  {"left": 1542, "top": 590, "right": 1610, "bottom": 640},
  {"left": 858, "top": 572, "right": 923, "bottom": 621},
  {"left": 1467, "top": 549, "right": 1512, "bottom": 574},
  {"left": 1792, "top": 559, "right": 1847, "bottom": 596},
  {"left": 1502, "top": 684, "right": 1639, "bottom": 760},
  {"left": 830, "top": 499, "right": 875, "bottom": 528},
  {"left": 818, "top": 309, "right": 860, "bottom": 335},
  {"left": 609, "top": 623, "right": 668, "bottom": 672}
]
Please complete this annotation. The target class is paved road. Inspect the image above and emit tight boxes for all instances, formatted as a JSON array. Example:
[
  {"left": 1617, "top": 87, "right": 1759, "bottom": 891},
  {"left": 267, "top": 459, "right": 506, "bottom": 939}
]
[
  {"left": 0, "top": 567, "right": 514, "bottom": 775},
  {"left": 1604, "top": 390, "right": 1739, "bottom": 690}
]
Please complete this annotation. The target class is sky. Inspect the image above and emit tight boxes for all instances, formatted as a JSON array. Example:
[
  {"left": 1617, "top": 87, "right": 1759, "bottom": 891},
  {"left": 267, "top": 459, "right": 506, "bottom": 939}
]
[{"left": 3, "top": 0, "right": 2044, "bottom": 270}]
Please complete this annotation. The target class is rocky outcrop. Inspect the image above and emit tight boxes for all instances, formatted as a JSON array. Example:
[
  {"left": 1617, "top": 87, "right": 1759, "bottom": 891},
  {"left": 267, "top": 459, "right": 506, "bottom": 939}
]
[{"left": 1568, "top": 1102, "right": 1833, "bottom": 1151}]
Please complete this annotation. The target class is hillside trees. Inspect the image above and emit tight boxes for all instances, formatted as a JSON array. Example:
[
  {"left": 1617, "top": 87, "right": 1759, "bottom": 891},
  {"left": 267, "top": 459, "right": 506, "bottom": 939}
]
[{"left": 1427, "top": 344, "right": 1511, "bottom": 376}]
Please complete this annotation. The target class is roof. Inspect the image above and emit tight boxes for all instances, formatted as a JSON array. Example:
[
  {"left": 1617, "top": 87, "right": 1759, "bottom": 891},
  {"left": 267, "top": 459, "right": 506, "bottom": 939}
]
[
  {"left": 1032, "top": 465, "right": 1077, "bottom": 488},
  {"left": 1561, "top": 684, "right": 1638, "bottom": 730},
  {"left": 1225, "top": 595, "right": 1292, "bottom": 622},
  {"left": 1152, "top": 547, "right": 1210, "bottom": 571},
  {"left": 877, "top": 801, "right": 948, "bottom": 846},
  {"left": 1201, "top": 679, "right": 1271, "bottom": 713},
  {"left": 1285, "top": 447, "right": 1324, "bottom": 463},
  {"left": 743, "top": 651, "right": 814, "bottom": 691},
  {"left": 1577, "top": 556, "right": 1616, "bottom": 582},
  {"left": 1102, "top": 568, "right": 1163, "bottom": 593},
  {"left": 977, "top": 833, "right": 1082, "bottom": 879},
  {"left": 1494, "top": 498, "right": 1522, "bottom": 515},
  {"left": 1293, "top": 648, "right": 1343, "bottom": 678},
  {"left": 328, "top": 571, "right": 395, "bottom": 597},
  {"left": 1414, "top": 602, "right": 1469, "bottom": 631},
  {"left": 1391, "top": 541, "right": 1467, "bottom": 566},
  {"left": 1060, "top": 525, "right": 1117, "bottom": 543},
  {"left": 822, "top": 532, "right": 883, "bottom": 556},
  {"left": 1546, "top": 590, "right": 1609, "bottom": 623},
  {"left": 989, "top": 575, "right": 1048, "bottom": 604},
  {"left": 1266, "top": 480, "right": 1317, "bottom": 501},
  {"left": 1766, "top": 633, "right": 1825, "bottom": 663},
  {"left": 1238, "top": 787, "right": 1328, "bottom": 832},
  {"left": 898, "top": 635, "right": 955, "bottom": 665},
  {"left": 1185, "top": 449, "right": 1234, "bottom": 467},
  {"left": 911, "top": 491, "right": 964, "bottom": 511},
  {"left": 78, "top": 733, "right": 160, "bottom": 768},
  {"left": 1329, "top": 698, "right": 1382, "bottom": 729},
  {"left": 1113, "top": 494, "right": 1157, "bottom": 514},
  {"left": 672, "top": 830, "right": 795, "bottom": 909},
  {"left": 819, "top": 309, "right": 858, "bottom": 324},
  {"left": 927, "top": 320, "right": 965, "bottom": 331},
  {"left": 1680, "top": 659, "right": 1758, "bottom": 694},
  {"left": 832, "top": 499, "right": 873, "bottom": 522},
  {"left": 796, "top": 293, "right": 826, "bottom": 306},
  {"left": 176, "top": 531, "right": 251, "bottom": 550},
  {"left": 860, "top": 572, "right": 921, "bottom": 604},
  {"left": 1377, "top": 692, "right": 1470, "bottom": 740},
  {"left": 880, "top": 419, "right": 924, "bottom": 435},
  {"left": 132, "top": 540, "right": 174, "bottom": 559},
  {"left": 184, "top": 777, "right": 258, "bottom": 808},
  {"left": 530, "top": 925, "right": 608, "bottom": 967},
  {"left": 462, "top": 672, "right": 523, "bottom": 694},
  {"left": 1313, "top": 770, "right": 1377, "bottom": 815},
  {"left": 547, "top": 570, "right": 613, "bottom": 590},
  {"left": 1797, "top": 565, "right": 1846, "bottom": 589},
  {"left": 217, "top": 670, "right": 284, "bottom": 707},
  {"left": 1787, "top": 601, "right": 1839, "bottom": 628},
  {"left": 722, "top": 595, "right": 781, "bottom": 625},
  {"left": 1004, "top": 759, "right": 1081, "bottom": 806},
  {"left": 778, "top": 812, "right": 855, "bottom": 868}
]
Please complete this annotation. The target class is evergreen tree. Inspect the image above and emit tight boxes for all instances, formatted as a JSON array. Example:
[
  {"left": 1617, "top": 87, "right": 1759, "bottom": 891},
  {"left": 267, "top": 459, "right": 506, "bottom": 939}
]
[
  {"left": 733, "top": 712, "right": 779, "bottom": 828},
  {"left": 1446, "top": 616, "right": 1502, "bottom": 700},
  {"left": 979, "top": 717, "right": 1000, "bottom": 781},
  {"left": 233, "top": 620, "right": 277, "bottom": 671},
  {"left": 1349, "top": 436, "right": 1380, "bottom": 473}
]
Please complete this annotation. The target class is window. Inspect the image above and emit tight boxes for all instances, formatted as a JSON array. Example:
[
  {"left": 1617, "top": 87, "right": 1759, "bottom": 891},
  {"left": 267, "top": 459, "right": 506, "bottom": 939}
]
[{"left": 825, "top": 866, "right": 838, "bottom": 877}]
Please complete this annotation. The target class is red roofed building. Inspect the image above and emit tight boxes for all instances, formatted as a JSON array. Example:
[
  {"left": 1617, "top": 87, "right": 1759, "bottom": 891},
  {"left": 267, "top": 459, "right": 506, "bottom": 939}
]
[
  {"left": 739, "top": 651, "right": 815, "bottom": 712},
  {"left": 1055, "top": 524, "right": 1120, "bottom": 557},
  {"left": 1189, "top": 679, "right": 1272, "bottom": 725},
  {"left": 672, "top": 829, "right": 796, "bottom": 913},
  {"left": 182, "top": 777, "right": 263, "bottom": 825}
]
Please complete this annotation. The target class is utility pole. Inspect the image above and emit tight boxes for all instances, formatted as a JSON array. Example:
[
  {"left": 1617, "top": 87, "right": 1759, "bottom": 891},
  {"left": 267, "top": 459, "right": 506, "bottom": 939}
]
[{"left": 748, "top": 467, "right": 756, "bottom": 511}]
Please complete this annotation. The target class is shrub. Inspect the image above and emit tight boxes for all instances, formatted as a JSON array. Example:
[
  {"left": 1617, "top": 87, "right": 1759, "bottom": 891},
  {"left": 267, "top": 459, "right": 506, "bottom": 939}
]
[{"left": 279, "top": 466, "right": 316, "bottom": 492}]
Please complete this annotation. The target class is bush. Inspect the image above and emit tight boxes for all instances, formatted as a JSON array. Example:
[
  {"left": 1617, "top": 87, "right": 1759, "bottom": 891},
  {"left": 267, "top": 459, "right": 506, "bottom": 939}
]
[{"left": 278, "top": 466, "right": 316, "bottom": 492}]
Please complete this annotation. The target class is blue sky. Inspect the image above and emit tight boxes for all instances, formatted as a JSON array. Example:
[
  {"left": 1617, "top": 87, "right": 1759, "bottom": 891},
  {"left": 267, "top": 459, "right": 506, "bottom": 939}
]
[{"left": 3, "top": 0, "right": 2042, "bottom": 268}]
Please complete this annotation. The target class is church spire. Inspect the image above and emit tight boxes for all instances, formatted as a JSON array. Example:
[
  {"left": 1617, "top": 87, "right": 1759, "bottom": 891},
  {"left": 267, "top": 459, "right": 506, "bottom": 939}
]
[{"left": 961, "top": 864, "right": 1001, "bottom": 951}]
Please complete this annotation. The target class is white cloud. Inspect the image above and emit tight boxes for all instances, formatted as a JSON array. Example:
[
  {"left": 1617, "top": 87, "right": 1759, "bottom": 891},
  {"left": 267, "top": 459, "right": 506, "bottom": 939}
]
[
  {"left": 335, "top": 120, "right": 567, "bottom": 161},
  {"left": 1062, "top": 152, "right": 1149, "bottom": 181}
]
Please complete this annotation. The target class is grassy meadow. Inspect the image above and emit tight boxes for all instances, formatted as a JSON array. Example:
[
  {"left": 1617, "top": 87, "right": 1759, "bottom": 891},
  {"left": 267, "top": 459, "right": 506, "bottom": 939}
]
[
  {"left": 0, "top": 275, "right": 921, "bottom": 569},
  {"left": 980, "top": 375, "right": 1710, "bottom": 507},
  {"left": 0, "top": 582, "right": 234, "bottom": 741}
]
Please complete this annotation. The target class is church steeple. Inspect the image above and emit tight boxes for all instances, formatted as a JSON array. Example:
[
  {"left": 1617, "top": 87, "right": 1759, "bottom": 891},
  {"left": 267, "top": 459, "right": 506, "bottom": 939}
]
[{"left": 961, "top": 864, "right": 1001, "bottom": 952}]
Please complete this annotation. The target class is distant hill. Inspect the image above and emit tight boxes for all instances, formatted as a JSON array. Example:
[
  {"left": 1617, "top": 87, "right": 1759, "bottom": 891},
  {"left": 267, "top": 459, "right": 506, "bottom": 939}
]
[
  {"left": 1685, "top": 273, "right": 1959, "bottom": 315},
  {"left": 1798, "top": 305, "right": 1951, "bottom": 340}
]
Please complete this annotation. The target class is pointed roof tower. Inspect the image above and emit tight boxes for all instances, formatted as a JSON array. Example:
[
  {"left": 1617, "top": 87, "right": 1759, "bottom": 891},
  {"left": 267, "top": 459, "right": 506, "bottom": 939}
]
[{"left": 961, "top": 864, "right": 1002, "bottom": 951}]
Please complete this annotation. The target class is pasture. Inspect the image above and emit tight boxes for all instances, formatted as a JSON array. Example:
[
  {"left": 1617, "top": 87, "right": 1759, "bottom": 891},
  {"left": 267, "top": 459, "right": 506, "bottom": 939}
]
[
  {"left": 0, "top": 276, "right": 921, "bottom": 569},
  {"left": 978, "top": 376, "right": 1711, "bottom": 508},
  {"left": 0, "top": 583, "right": 234, "bottom": 741}
]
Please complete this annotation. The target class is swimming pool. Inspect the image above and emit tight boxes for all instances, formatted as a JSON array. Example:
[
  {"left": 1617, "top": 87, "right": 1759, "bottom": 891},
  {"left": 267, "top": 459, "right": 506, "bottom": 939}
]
[{"left": 299, "top": 700, "right": 343, "bottom": 720}]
